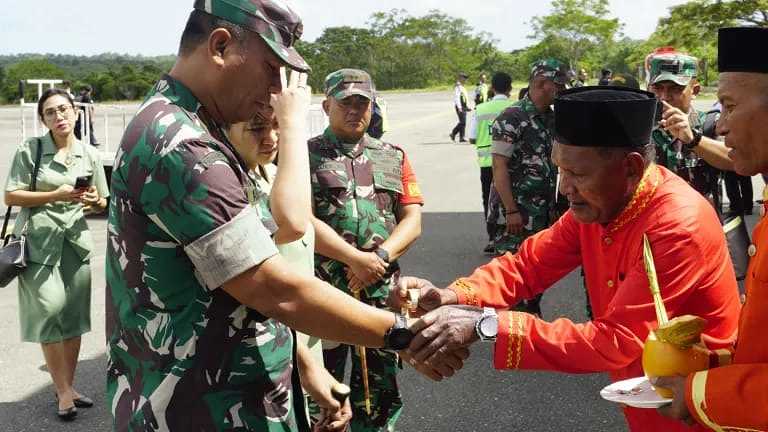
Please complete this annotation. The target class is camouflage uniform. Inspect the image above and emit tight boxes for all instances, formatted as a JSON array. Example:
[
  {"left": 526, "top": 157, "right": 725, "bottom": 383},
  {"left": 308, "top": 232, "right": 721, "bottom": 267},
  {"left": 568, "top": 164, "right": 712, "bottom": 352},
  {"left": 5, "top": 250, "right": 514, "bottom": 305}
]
[
  {"left": 309, "top": 127, "right": 404, "bottom": 432},
  {"left": 308, "top": 69, "right": 421, "bottom": 432},
  {"left": 487, "top": 60, "right": 566, "bottom": 255},
  {"left": 106, "top": 74, "right": 310, "bottom": 432},
  {"left": 646, "top": 51, "right": 723, "bottom": 210},
  {"left": 653, "top": 111, "right": 722, "bottom": 209}
]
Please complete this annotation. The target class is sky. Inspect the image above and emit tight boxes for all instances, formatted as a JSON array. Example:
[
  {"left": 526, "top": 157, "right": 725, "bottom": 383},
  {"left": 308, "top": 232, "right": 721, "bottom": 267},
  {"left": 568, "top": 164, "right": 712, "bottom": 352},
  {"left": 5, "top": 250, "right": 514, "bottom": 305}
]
[{"left": 0, "top": 0, "right": 689, "bottom": 56}]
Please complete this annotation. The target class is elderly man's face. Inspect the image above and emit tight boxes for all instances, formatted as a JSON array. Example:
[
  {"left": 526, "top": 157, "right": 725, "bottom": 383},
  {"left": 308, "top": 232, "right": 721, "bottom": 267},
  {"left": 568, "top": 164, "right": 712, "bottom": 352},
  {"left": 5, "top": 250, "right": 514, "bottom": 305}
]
[
  {"left": 553, "top": 142, "right": 638, "bottom": 224},
  {"left": 717, "top": 72, "right": 768, "bottom": 176}
]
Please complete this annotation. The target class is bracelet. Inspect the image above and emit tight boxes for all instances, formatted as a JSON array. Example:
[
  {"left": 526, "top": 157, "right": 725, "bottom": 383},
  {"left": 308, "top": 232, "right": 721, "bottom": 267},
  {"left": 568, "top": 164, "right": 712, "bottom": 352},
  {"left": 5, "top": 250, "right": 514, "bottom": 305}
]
[{"left": 505, "top": 210, "right": 520, "bottom": 215}]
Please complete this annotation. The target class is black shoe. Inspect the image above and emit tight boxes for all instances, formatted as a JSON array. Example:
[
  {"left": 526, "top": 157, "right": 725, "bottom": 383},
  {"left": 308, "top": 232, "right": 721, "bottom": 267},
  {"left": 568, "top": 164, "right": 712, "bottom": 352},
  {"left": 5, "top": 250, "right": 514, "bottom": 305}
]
[
  {"left": 57, "top": 405, "right": 78, "bottom": 421},
  {"left": 73, "top": 395, "right": 94, "bottom": 408},
  {"left": 55, "top": 392, "right": 94, "bottom": 408},
  {"left": 459, "top": 138, "right": 468, "bottom": 143},
  {"left": 449, "top": 133, "right": 456, "bottom": 142},
  {"left": 483, "top": 242, "right": 495, "bottom": 254}
]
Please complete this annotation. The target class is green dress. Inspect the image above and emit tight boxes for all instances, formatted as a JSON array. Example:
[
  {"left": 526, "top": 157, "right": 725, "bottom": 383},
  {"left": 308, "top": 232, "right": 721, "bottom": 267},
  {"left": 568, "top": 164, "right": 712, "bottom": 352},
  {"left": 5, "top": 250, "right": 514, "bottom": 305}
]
[{"left": 4, "top": 133, "right": 109, "bottom": 343}]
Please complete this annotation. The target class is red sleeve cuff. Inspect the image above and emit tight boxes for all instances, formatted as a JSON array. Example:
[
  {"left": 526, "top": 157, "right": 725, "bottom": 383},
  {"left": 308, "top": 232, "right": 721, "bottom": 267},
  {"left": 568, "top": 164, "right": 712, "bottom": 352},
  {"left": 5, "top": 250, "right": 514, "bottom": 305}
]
[
  {"left": 448, "top": 279, "right": 480, "bottom": 306},
  {"left": 493, "top": 311, "right": 528, "bottom": 370}
]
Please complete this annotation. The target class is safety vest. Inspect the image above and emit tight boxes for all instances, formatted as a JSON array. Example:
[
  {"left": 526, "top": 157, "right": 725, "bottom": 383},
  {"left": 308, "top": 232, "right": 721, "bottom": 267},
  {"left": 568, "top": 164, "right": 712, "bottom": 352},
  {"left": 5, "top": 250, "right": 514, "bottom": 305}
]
[{"left": 474, "top": 97, "right": 516, "bottom": 167}]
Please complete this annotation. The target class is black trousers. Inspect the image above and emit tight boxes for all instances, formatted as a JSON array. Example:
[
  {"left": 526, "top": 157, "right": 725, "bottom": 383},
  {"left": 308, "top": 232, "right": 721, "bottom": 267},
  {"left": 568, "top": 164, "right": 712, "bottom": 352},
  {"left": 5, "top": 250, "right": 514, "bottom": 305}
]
[
  {"left": 724, "top": 171, "right": 754, "bottom": 214},
  {"left": 451, "top": 107, "right": 467, "bottom": 140},
  {"left": 480, "top": 166, "right": 495, "bottom": 241}
]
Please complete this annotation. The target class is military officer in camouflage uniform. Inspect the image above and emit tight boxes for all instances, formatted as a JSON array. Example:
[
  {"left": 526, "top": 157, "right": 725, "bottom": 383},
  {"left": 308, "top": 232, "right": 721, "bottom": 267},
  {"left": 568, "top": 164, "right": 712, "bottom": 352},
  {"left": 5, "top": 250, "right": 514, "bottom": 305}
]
[
  {"left": 308, "top": 69, "right": 425, "bottom": 432},
  {"left": 487, "top": 59, "right": 568, "bottom": 317},
  {"left": 646, "top": 50, "right": 724, "bottom": 210},
  {"left": 105, "top": 3, "right": 429, "bottom": 431}
]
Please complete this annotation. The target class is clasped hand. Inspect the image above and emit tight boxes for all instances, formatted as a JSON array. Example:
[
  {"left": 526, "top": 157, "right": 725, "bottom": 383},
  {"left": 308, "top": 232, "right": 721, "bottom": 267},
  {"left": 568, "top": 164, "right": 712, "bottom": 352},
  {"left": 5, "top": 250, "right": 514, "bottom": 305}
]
[{"left": 390, "top": 277, "right": 485, "bottom": 382}]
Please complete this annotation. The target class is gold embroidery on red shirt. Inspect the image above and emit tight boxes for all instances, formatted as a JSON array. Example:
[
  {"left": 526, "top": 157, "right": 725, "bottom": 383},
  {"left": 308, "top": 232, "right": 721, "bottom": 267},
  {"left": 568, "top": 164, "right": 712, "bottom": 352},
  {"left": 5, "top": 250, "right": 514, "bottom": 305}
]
[
  {"left": 506, "top": 312, "right": 525, "bottom": 369},
  {"left": 454, "top": 279, "right": 479, "bottom": 306}
]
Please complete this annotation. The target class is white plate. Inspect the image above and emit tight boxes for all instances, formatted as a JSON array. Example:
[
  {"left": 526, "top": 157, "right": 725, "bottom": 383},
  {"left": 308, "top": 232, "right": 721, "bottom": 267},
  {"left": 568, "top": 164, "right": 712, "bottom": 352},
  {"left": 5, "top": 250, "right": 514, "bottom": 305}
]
[{"left": 600, "top": 376, "right": 672, "bottom": 409}]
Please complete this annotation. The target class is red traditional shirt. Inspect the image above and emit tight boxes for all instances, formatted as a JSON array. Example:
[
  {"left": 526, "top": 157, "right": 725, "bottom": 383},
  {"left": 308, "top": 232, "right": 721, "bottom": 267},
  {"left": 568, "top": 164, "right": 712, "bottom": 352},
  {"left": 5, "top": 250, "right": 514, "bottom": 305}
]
[
  {"left": 684, "top": 195, "right": 768, "bottom": 432},
  {"left": 448, "top": 165, "right": 741, "bottom": 431}
]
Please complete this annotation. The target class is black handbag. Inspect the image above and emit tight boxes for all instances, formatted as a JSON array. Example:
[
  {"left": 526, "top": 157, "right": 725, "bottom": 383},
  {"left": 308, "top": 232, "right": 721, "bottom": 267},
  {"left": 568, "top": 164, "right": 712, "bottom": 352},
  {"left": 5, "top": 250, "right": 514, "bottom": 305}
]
[{"left": 0, "top": 139, "right": 43, "bottom": 287}]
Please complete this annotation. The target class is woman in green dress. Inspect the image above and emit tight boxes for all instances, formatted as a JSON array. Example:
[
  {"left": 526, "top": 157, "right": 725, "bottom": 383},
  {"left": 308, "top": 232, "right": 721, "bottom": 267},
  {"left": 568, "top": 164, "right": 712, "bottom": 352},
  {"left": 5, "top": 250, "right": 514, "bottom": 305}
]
[{"left": 4, "top": 88, "right": 109, "bottom": 420}]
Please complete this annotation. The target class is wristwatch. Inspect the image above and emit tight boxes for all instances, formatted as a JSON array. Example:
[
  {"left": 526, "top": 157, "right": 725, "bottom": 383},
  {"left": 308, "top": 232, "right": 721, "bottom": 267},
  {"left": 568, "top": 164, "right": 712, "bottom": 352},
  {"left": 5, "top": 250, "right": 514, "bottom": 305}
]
[
  {"left": 384, "top": 313, "right": 414, "bottom": 350},
  {"left": 475, "top": 307, "right": 498, "bottom": 342},
  {"left": 374, "top": 247, "right": 390, "bottom": 263},
  {"left": 684, "top": 128, "right": 703, "bottom": 150}
]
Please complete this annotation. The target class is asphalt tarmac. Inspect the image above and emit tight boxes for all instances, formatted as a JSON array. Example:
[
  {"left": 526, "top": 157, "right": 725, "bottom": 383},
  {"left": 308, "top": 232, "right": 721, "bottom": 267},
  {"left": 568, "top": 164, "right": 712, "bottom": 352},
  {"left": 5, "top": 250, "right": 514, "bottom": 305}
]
[{"left": 0, "top": 92, "right": 761, "bottom": 431}]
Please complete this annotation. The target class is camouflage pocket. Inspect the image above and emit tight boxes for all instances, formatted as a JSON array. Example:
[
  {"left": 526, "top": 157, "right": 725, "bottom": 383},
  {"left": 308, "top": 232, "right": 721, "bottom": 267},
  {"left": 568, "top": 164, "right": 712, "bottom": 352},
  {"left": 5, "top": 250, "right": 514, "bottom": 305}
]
[{"left": 314, "top": 167, "right": 350, "bottom": 217}]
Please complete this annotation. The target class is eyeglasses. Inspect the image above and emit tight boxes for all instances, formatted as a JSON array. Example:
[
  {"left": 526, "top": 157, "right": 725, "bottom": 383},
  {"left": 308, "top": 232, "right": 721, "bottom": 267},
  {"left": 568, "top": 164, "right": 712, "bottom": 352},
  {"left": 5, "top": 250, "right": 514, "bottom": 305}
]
[{"left": 43, "top": 104, "right": 73, "bottom": 119}]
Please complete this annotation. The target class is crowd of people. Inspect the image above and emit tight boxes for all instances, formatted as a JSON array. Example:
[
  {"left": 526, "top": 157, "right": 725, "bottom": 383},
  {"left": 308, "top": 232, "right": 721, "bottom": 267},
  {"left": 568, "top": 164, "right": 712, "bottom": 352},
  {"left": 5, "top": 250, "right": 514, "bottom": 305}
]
[{"left": 3, "top": 0, "right": 768, "bottom": 431}]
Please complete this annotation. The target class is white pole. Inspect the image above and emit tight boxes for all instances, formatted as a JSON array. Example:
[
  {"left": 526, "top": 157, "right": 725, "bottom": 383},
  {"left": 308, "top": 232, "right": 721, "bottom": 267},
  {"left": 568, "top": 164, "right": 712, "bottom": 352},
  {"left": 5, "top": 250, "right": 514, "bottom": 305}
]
[{"left": 104, "top": 111, "right": 109, "bottom": 148}]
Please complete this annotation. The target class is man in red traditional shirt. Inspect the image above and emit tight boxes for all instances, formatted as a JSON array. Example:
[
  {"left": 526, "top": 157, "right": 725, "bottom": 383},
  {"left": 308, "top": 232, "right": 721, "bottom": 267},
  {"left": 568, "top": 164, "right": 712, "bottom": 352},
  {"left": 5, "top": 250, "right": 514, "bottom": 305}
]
[
  {"left": 653, "top": 27, "right": 768, "bottom": 432},
  {"left": 394, "top": 87, "right": 741, "bottom": 431}
]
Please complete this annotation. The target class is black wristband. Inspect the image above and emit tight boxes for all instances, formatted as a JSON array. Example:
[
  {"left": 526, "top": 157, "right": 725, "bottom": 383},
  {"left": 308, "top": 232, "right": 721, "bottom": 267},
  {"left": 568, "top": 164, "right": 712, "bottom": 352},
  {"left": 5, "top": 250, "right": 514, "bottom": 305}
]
[
  {"left": 375, "top": 247, "right": 390, "bottom": 263},
  {"left": 685, "top": 128, "right": 703, "bottom": 150}
]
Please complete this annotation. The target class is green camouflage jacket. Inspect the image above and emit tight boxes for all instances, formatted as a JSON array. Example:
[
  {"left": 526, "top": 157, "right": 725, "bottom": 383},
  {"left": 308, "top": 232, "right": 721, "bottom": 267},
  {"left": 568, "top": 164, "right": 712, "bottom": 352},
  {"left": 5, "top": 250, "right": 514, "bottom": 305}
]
[
  {"left": 653, "top": 109, "right": 722, "bottom": 207},
  {"left": 106, "top": 75, "right": 307, "bottom": 432},
  {"left": 308, "top": 129, "right": 403, "bottom": 301},
  {"left": 490, "top": 95, "right": 557, "bottom": 218}
]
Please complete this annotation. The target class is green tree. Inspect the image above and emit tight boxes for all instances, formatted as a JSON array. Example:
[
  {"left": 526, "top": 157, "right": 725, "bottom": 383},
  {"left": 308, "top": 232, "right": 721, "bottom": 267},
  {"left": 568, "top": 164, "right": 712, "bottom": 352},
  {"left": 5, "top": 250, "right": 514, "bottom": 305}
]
[
  {"left": 1, "top": 58, "right": 67, "bottom": 103},
  {"left": 529, "top": 0, "right": 621, "bottom": 69},
  {"left": 629, "top": 0, "right": 768, "bottom": 85}
]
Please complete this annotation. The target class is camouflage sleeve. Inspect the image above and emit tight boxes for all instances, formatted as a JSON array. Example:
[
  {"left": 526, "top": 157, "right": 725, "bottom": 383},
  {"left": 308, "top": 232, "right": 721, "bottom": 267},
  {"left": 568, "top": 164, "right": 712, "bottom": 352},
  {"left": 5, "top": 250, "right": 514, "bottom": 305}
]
[
  {"left": 490, "top": 110, "right": 522, "bottom": 158},
  {"left": 140, "top": 139, "right": 278, "bottom": 289}
]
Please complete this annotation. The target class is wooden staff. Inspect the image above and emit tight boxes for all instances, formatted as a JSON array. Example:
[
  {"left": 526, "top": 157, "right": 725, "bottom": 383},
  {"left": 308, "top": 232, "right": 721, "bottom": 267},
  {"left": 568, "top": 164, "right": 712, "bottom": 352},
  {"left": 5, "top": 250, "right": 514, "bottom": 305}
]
[{"left": 351, "top": 288, "right": 372, "bottom": 415}]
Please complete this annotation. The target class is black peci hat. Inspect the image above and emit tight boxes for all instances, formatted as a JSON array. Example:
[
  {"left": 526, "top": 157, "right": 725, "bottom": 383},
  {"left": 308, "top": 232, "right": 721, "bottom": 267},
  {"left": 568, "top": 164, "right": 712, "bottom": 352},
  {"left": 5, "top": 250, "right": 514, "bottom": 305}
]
[
  {"left": 718, "top": 27, "right": 768, "bottom": 73},
  {"left": 554, "top": 86, "right": 658, "bottom": 148}
]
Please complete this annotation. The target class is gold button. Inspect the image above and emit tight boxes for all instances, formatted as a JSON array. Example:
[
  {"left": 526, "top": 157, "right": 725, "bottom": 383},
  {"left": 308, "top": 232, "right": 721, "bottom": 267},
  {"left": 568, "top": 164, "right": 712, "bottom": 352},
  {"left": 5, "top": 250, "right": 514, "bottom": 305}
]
[
  {"left": 604, "top": 237, "right": 613, "bottom": 245},
  {"left": 607, "top": 280, "right": 614, "bottom": 288},
  {"left": 748, "top": 244, "right": 757, "bottom": 257}
]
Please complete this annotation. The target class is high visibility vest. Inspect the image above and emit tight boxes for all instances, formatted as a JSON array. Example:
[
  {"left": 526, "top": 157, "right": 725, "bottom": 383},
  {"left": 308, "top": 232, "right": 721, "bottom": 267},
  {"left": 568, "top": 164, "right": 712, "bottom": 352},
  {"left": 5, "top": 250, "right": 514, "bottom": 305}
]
[{"left": 474, "top": 98, "right": 516, "bottom": 168}]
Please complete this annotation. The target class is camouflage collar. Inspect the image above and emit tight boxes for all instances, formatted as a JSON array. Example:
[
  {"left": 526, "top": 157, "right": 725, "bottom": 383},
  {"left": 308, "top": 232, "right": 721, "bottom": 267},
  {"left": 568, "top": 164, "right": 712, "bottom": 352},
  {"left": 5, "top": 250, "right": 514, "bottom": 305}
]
[
  {"left": 521, "top": 95, "right": 550, "bottom": 115},
  {"left": 153, "top": 74, "right": 202, "bottom": 115},
  {"left": 321, "top": 128, "right": 382, "bottom": 151}
]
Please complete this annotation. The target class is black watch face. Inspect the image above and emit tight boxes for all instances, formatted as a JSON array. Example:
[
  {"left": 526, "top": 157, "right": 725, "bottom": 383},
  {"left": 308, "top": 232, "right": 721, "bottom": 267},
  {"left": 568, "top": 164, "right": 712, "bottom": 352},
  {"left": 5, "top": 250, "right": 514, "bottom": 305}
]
[{"left": 389, "top": 328, "right": 414, "bottom": 350}]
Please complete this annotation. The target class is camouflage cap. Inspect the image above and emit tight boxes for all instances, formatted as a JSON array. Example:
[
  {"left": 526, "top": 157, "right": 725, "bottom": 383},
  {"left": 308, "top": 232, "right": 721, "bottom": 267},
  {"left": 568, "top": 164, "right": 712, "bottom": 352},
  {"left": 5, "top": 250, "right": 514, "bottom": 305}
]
[
  {"left": 324, "top": 69, "right": 375, "bottom": 101},
  {"left": 530, "top": 58, "right": 570, "bottom": 85},
  {"left": 193, "top": 0, "right": 310, "bottom": 72},
  {"left": 647, "top": 51, "right": 697, "bottom": 86}
]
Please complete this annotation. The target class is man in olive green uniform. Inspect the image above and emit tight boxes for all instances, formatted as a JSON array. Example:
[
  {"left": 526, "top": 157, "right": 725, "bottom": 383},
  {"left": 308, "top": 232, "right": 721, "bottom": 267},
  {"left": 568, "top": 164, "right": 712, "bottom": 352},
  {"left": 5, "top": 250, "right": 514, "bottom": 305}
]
[
  {"left": 309, "top": 69, "right": 424, "bottom": 432},
  {"left": 487, "top": 59, "right": 568, "bottom": 317},
  {"left": 468, "top": 72, "right": 515, "bottom": 253},
  {"left": 105, "top": 3, "right": 422, "bottom": 431},
  {"left": 646, "top": 50, "right": 724, "bottom": 210}
]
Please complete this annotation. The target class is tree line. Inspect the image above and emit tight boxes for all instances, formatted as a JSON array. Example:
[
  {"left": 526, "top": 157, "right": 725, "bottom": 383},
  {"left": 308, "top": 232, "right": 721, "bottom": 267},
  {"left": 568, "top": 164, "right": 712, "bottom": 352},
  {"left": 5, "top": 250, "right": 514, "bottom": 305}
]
[{"left": 1, "top": 0, "right": 765, "bottom": 104}]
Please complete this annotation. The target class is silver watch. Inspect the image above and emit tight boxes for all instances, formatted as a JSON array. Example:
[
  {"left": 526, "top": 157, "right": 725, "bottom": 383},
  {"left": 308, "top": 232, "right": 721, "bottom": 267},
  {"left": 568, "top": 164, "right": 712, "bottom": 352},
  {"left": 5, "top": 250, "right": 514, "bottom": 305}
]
[{"left": 475, "top": 307, "right": 498, "bottom": 342}]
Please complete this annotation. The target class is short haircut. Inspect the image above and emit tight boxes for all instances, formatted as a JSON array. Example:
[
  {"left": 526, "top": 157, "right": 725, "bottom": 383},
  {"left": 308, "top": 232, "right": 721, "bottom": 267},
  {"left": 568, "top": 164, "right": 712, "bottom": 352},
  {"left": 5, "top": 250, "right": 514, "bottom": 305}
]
[
  {"left": 491, "top": 72, "right": 513, "bottom": 94},
  {"left": 178, "top": 9, "right": 250, "bottom": 57},
  {"left": 37, "top": 88, "right": 75, "bottom": 121},
  {"left": 597, "top": 143, "right": 656, "bottom": 167}
]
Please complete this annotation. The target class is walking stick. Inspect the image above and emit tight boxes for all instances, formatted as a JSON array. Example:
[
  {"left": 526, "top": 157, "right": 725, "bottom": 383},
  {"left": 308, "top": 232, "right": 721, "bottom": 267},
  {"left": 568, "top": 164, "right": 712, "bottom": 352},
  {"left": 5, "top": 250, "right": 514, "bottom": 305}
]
[{"left": 351, "top": 288, "right": 372, "bottom": 416}]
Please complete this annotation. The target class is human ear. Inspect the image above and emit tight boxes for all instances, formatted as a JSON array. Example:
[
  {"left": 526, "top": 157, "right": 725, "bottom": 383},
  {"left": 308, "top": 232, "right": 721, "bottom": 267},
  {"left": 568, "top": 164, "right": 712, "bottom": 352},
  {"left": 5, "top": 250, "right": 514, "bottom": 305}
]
[{"left": 208, "top": 28, "right": 233, "bottom": 67}]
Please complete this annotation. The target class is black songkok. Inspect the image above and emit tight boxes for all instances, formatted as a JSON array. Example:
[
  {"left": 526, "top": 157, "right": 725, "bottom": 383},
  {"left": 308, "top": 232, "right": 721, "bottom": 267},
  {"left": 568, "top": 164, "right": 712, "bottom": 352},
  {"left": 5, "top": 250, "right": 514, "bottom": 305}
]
[
  {"left": 718, "top": 27, "right": 768, "bottom": 73},
  {"left": 554, "top": 86, "right": 658, "bottom": 148}
]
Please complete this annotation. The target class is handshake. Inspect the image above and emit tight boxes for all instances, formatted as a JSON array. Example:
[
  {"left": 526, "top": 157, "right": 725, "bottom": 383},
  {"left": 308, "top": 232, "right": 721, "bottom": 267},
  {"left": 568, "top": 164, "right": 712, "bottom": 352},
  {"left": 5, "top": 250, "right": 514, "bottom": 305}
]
[{"left": 388, "top": 276, "right": 492, "bottom": 382}]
